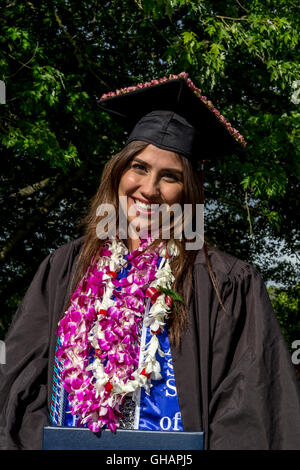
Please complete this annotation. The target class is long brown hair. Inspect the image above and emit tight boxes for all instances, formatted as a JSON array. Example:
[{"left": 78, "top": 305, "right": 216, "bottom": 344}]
[{"left": 71, "top": 141, "right": 221, "bottom": 346}]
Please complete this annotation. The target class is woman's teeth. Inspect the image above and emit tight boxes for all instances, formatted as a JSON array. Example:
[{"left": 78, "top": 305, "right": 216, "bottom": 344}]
[
  {"left": 131, "top": 198, "right": 159, "bottom": 215},
  {"left": 134, "top": 199, "right": 152, "bottom": 210}
]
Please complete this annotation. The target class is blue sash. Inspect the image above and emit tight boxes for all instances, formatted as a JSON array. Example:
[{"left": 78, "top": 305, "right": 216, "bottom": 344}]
[{"left": 135, "top": 323, "right": 183, "bottom": 431}]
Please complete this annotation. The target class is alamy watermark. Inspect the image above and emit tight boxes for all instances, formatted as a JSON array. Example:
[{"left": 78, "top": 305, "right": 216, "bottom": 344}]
[
  {"left": 291, "top": 80, "right": 300, "bottom": 105},
  {"left": 0, "top": 80, "right": 6, "bottom": 105},
  {"left": 0, "top": 340, "right": 6, "bottom": 364},
  {"left": 96, "top": 197, "right": 204, "bottom": 250},
  {"left": 291, "top": 340, "right": 300, "bottom": 366}
]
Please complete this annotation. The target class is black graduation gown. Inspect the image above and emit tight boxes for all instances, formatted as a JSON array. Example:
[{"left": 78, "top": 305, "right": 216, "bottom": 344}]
[{"left": 0, "top": 238, "right": 299, "bottom": 450}]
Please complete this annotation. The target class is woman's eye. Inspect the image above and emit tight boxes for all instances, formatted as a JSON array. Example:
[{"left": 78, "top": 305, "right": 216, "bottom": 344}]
[
  {"left": 131, "top": 163, "right": 146, "bottom": 171},
  {"left": 163, "top": 173, "right": 180, "bottom": 182}
]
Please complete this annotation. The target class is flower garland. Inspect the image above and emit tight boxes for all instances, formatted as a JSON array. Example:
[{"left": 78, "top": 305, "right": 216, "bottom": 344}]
[
  {"left": 56, "top": 237, "right": 179, "bottom": 433},
  {"left": 100, "top": 71, "right": 246, "bottom": 148}
]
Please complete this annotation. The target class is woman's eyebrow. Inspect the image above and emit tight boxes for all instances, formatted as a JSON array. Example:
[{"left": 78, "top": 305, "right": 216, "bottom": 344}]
[{"left": 132, "top": 157, "right": 183, "bottom": 176}]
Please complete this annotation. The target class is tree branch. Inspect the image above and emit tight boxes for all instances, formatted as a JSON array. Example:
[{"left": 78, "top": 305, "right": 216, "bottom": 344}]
[
  {"left": 53, "top": 9, "right": 111, "bottom": 90},
  {"left": 245, "top": 191, "right": 255, "bottom": 239},
  {"left": 4, "top": 42, "right": 39, "bottom": 79},
  {"left": 0, "top": 161, "right": 89, "bottom": 264},
  {"left": 53, "top": 9, "right": 84, "bottom": 67},
  {"left": 235, "top": 0, "right": 249, "bottom": 13},
  {"left": 214, "top": 15, "right": 248, "bottom": 21},
  {"left": 217, "top": 16, "right": 266, "bottom": 64},
  {"left": 8, "top": 177, "right": 53, "bottom": 198}
]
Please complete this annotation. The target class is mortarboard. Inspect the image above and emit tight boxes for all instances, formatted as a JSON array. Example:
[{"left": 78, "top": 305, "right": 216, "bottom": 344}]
[{"left": 98, "top": 72, "right": 246, "bottom": 163}]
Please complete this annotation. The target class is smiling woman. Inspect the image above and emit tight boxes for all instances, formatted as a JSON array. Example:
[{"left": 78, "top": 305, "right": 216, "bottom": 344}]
[
  {"left": 75, "top": 138, "right": 203, "bottom": 348},
  {"left": 0, "top": 73, "right": 299, "bottom": 450}
]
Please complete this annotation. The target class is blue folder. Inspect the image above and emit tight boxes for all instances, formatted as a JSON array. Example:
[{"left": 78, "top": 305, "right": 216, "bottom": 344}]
[{"left": 43, "top": 426, "right": 204, "bottom": 450}]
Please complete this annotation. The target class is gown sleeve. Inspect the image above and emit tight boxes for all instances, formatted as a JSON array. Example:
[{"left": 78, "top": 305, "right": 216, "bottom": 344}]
[
  {"left": 208, "top": 261, "right": 300, "bottom": 449},
  {"left": 0, "top": 239, "right": 81, "bottom": 450},
  {"left": 0, "top": 254, "right": 53, "bottom": 450}
]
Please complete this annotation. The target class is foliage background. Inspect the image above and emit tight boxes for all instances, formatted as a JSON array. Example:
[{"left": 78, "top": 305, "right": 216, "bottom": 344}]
[{"left": 0, "top": 0, "right": 299, "bottom": 357}]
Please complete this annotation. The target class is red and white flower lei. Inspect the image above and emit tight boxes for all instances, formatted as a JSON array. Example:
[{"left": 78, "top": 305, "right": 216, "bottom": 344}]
[{"left": 57, "top": 237, "right": 178, "bottom": 432}]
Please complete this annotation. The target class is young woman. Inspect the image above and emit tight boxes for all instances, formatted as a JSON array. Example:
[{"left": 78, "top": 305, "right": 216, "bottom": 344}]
[{"left": 0, "top": 73, "right": 299, "bottom": 450}]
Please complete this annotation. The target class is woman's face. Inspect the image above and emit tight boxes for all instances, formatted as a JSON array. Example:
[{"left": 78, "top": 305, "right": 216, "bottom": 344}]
[{"left": 118, "top": 144, "right": 184, "bottom": 232}]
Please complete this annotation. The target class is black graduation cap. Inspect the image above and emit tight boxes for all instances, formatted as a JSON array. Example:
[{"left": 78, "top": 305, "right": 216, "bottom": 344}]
[{"left": 99, "top": 75, "right": 246, "bottom": 162}]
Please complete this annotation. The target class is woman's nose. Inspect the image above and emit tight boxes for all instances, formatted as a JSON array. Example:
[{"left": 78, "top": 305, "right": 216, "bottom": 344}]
[{"left": 140, "top": 174, "right": 160, "bottom": 200}]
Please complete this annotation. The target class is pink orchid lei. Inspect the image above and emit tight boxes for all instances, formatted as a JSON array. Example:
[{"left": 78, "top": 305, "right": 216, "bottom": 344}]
[
  {"left": 100, "top": 71, "right": 246, "bottom": 148},
  {"left": 56, "top": 237, "right": 178, "bottom": 433}
]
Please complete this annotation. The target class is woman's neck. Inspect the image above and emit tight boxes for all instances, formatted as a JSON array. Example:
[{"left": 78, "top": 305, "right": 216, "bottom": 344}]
[{"left": 126, "top": 237, "right": 141, "bottom": 252}]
